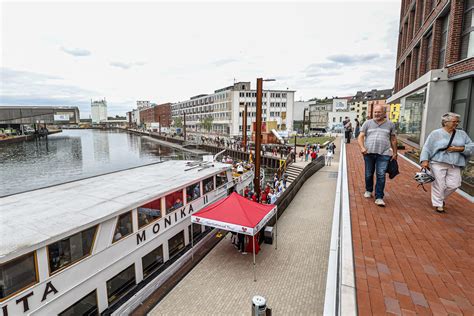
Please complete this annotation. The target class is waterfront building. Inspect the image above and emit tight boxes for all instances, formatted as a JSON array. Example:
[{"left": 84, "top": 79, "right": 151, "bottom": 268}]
[
  {"left": 170, "top": 81, "right": 295, "bottom": 137},
  {"left": 328, "top": 98, "right": 357, "bottom": 130},
  {"left": 91, "top": 99, "right": 107, "bottom": 124},
  {"left": 136, "top": 101, "right": 151, "bottom": 110},
  {"left": 387, "top": 0, "right": 473, "bottom": 148},
  {"left": 348, "top": 89, "right": 392, "bottom": 121},
  {"left": 309, "top": 99, "right": 332, "bottom": 131},
  {"left": 139, "top": 103, "right": 172, "bottom": 131},
  {"left": 0, "top": 106, "right": 80, "bottom": 127},
  {"left": 293, "top": 101, "right": 310, "bottom": 132}
]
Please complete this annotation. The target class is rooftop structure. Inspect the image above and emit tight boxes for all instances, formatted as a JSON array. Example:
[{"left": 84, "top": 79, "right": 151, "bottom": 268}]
[{"left": 0, "top": 105, "right": 80, "bottom": 125}]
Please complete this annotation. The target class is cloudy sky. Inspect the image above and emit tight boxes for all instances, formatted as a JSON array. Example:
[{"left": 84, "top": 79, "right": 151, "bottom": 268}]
[{"left": 1, "top": 0, "right": 401, "bottom": 118}]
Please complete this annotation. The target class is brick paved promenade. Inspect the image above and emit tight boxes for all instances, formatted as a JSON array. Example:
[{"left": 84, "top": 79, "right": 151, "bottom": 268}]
[
  {"left": 346, "top": 143, "right": 474, "bottom": 315},
  {"left": 149, "top": 150, "right": 339, "bottom": 315}
]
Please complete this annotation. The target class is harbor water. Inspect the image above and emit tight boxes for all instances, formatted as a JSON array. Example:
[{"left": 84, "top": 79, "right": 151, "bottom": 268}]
[{"left": 0, "top": 129, "right": 194, "bottom": 197}]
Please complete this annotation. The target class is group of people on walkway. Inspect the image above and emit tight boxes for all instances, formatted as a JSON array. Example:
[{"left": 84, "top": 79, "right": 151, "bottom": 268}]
[
  {"left": 357, "top": 104, "right": 472, "bottom": 212},
  {"left": 242, "top": 173, "right": 286, "bottom": 205}
]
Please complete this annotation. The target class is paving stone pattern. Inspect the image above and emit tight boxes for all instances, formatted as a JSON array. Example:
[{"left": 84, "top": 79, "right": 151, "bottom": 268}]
[
  {"left": 149, "top": 149, "right": 339, "bottom": 315},
  {"left": 346, "top": 143, "right": 474, "bottom": 315}
]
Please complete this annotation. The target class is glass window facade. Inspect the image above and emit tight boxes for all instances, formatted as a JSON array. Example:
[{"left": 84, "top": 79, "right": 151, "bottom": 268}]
[
  {"left": 398, "top": 89, "right": 425, "bottom": 145},
  {"left": 452, "top": 78, "right": 473, "bottom": 191},
  {"left": 59, "top": 290, "right": 98, "bottom": 316},
  {"left": 460, "top": 1, "right": 474, "bottom": 59},
  {"left": 142, "top": 245, "right": 164, "bottom": 278},
  {"left": 0, "top": 252, "right": 37, "bottom": 299},
  {"left": 106, "top": 265, "right": 136, "bottom": 305},
  {"left": 138, "top": 198, "right": 161, "bottom": 228},
  {"left": 48, "top": 226, "right": 97, "bottom": 273},
  {"left": 113, "top": 212, "right": 133, "bottom": 243}
]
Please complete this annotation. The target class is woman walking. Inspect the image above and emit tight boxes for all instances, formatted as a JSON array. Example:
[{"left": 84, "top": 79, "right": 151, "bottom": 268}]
[
  {"left": 354, "top": 118, "right": 360, "bottom": 139},
  {"left": 420, "top": 112, "right": 473, "bottom": 213}
]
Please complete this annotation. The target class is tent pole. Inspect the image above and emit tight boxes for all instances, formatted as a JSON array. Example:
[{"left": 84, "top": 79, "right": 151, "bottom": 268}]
[
  {"left": 191, "top": 226, "right": 194, "bottom": 262},
  {"left": 275, "top": 209, "right": 278, "bottom": 250},
  {"left": 253, "top": 235, "right": 256, "bottom": 282}
]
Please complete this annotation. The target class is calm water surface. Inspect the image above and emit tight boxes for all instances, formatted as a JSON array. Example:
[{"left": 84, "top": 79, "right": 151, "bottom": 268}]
[{"left": 0, "top": 129, "right": 195, "bottom": 197}]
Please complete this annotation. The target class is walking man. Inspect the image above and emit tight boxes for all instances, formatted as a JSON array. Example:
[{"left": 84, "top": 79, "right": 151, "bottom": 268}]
[
  {"left": 343, "top": 117, "right": 353, "bottom": 144},
  {"left": 357, "top": 105, "right": 398, "bottom": 207}
]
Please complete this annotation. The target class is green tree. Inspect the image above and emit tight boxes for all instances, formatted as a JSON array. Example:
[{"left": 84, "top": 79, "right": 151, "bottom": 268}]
[
  {"left": 201, "top": 116, "right": 213, "bottom": 132},
  {"left": 174, "top": 117, "right": 183, "bottom": 128}
]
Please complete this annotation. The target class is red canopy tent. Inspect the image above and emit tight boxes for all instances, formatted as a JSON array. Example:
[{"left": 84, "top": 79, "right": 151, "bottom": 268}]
[{"left": 191, "top": 192, "right": 278, "bottom": 281}]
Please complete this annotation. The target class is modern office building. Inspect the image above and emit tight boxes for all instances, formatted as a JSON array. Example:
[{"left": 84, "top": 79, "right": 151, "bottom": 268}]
[
  {"left": 387, "top": 0, "right": 473, "bottom": 148},
  {"left": 91, "top": 99, "right": 107, "bottom": 124},
  {"left": 170, "top": 82, "right": 295, "bottom": 137},
  {"left": 387, "top": 0, "right": 473, "bottom": 194}
]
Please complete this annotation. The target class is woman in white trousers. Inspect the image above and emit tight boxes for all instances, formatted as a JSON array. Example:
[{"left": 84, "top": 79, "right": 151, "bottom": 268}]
[{"left": 420, "top": 112, "right": 473, "bottom": 213}]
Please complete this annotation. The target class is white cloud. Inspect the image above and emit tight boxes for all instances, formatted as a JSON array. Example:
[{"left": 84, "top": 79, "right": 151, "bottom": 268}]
[
  {"left": 1, "top": 1, "right": 401, "bottom": 114},
  {"left": 60, "top": 46, "right": 91, "bottom": 57}
]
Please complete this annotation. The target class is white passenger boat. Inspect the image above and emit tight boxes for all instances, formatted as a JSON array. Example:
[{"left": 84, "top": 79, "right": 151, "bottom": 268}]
[{"left": 0, "top": 160, "right": 254, "bottom": 315}]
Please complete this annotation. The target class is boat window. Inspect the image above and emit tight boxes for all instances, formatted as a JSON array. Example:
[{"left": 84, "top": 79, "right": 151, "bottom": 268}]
[
  {"left": 106, "top": 264, "right": 136, "bottom": 305},
  {"left": 168, "top": 230, "right": 185, "bottom": 259},
  {"left": 188, "top": 223, "right": 202, "bottom": 243},
  {"left": 165, "top": 190, "right": 184, "bottom": 214},
  {"left": 203, "top": 176, "right": 214, "bottom": 193},
  {"left": 216, "top": 171, "right": 229, "bottom": 188},
  {"left": 142, "top": 245, "right": 164, "bottom": 278},
  {"left": 48, "top": 226, "right": 97, "bottom": 274},
  {"left": 186, "top": 183, "right": 201, "bottom": 203},
  {"left": 138, "top": 198, "right": 162, "bottom": 228},
  {"left": 58, "top": 290, "right": 98, "bottom": 316},
  {"left": 0, "top": 252, "right": 37, "bottom": 300},
  {"left": 113, "top": 212, "right": 133, "bottom": 243}
]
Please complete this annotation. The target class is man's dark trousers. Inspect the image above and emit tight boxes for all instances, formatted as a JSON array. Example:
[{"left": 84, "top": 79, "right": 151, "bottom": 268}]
[{"left": 363, "top": 153, "right": 391, "bottom": 199}]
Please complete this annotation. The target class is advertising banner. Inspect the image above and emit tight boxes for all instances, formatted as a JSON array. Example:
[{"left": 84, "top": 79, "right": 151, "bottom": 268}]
[{"left": 333, "top": 99, "right": 348, "bottom": 111}]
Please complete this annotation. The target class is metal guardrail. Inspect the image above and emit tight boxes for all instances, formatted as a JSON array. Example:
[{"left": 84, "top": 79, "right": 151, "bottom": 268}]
[{"left": 324, "top": 139, "right": 357, "bottom": 315}]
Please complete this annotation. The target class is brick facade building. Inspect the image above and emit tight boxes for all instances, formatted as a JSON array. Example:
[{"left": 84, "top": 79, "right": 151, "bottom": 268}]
[
  {"left": 139, "top": 103, "right": 172, "bottom": 129},
  {"left": 388, "top": 0, "right": 473, "bottom": 149}
]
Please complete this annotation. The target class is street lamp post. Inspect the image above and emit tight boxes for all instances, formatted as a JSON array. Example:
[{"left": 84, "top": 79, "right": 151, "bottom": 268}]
[
  {"left": 243, "top": 102, "right": 248, "bottom": 152},
  {"left": 253, "top": 78, "right": 275, "bottom": 200},
  {"left": 183, "top": 113, "right": 186, "bottom": 141}
]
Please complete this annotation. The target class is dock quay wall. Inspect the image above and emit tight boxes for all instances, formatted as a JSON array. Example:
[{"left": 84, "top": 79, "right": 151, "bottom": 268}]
[{"left": 126, "top": 129, "right": 285, "bottom": 169}]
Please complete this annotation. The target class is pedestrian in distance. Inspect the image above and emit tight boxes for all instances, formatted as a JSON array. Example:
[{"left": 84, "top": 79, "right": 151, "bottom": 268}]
[
  {"left": 419, "top": 112, "right": 473, "bottom": 213},
  {"left": 354, "top": 118, "right": 360, "bottom": 139},
  {"left": 343, "top": 117, "right": 353, "bottom": 144},
  {"left": 325, "top": 150, "right": 333, "bottom": 166},
  {"left": 357, "top": 105, "right": 398, "bottom": 207},
  {"left": 310, "top": 150, "right": 317, "bottom": 161}
]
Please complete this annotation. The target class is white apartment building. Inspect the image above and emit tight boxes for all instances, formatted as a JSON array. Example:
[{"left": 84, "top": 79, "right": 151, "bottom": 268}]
[
  {"left": 136, "top": 100, "right": 150, "bottom": 110},
  {"left": 170, "top": 82, "right": 295, "bottom": 137},
  {"left": 328, "top": 98, "right": 357, "bottom": 130},
  {"left": 91, "top": 99, "right": 107, "bottom": 124}
]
